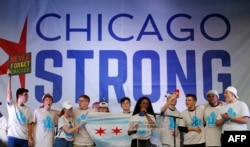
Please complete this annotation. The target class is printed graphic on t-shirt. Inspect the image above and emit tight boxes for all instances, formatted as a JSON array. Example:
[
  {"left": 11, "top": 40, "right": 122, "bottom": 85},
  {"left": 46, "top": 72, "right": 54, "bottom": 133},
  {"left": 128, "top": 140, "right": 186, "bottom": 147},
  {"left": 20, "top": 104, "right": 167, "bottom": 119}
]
[
  {"left": 137, "top": 121, "right": 146, "bottom": 137},
  {"left": 225, "top": 107, "right": 236, "bottom": 123},
  {"left": 76, "top": 114, "right": 87, "bottom": 128},
  {"left": 169, "top": 117, "right": 178, "bottom": 130},
  {"left": 189, "top": 116, "right": 202, "bottom": 127},
  {"left": 16, "top": 111, "right": 27, "bottom": 124},
  {"left": 206, "top": 112, "right": 216, "bottom": 126},
  {"left": 43, "top": 116, "right": 54, "bottom": 131}
]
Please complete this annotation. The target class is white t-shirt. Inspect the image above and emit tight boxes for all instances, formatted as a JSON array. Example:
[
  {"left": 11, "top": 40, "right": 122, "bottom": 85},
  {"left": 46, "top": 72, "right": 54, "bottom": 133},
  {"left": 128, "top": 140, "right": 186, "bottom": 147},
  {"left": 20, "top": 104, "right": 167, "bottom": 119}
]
[
  {"left": 0, "top": 116, "right": 8, "bottom": 142},
  {"left": 127, "top": 113, "right": 156, "bottom": 140},
  {"left": 55, "top": 115, "right": 75, "bottom": 141},
  {"left": 7, "top": 100, "right": 33, "bottom": 140},
  {"left": 159, "top": 108, "right": 181, "bottom": 147},
  {"left": 73, "top": 107, "right": 97, "bottom": 145},
  {"left": 217, "top": 100, "right": 250, "bottom": 133},
  {"left": 33, "top": 108, "right": 58, "bottom": 147},
  {"left": 204, "top": 104, "right": 222, "bottom": 146},
  {"left": 180, "top": 106, "right": 205, "bottom": 145}
]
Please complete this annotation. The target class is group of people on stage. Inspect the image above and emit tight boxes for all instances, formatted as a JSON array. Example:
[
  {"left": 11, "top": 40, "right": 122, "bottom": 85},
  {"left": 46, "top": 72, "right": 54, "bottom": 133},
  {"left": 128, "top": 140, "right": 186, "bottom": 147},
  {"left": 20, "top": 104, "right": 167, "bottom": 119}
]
[{"left": 1, "top": 69, "right": 250, "bottom": 147}]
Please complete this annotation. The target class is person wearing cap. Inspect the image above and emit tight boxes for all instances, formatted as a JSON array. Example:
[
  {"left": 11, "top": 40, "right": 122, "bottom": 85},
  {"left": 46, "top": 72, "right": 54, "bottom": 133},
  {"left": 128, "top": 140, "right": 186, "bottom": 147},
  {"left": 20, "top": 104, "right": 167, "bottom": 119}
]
[
  {"left": 159, "top": 92, "right": 181, "bottom": 147},
  {"left": 73, "top": 95, "right": 97, "bottom": 147},
  {"left": 98, "top": 102, "right": 110, "bottom": 112},
  {"left": 216, "top": 86, "right": 249, "bottom": 147},
  {"left": 54, "top": 101, "right": 86, "bottom": 147},
  {"left": 6, "top": 69, "right": 33, "bottom": 147},
  {"left": 204, "top": 90, "right": 222, "bottom": 147},
  {"left": 32, "top": 93, "right": 58, "bottom": 147}
]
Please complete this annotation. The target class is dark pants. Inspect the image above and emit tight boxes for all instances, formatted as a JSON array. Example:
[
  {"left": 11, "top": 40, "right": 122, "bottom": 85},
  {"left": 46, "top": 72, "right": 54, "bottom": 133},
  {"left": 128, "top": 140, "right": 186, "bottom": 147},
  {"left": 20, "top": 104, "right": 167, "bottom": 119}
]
[
  {"left": 54, "top": 138, "right": 73, "bottom": 147},
  {"left": 221, "top": 134, "right": 224, "bottom": 147},
  {"left": 131, "top": 139, "right": 155, "bottom": 147},
  {"left": 183, "top": 142, "right": 205, "bottom": 147},
  {"left": 8, "top": 136, "right": 28, "bottom": 147}
]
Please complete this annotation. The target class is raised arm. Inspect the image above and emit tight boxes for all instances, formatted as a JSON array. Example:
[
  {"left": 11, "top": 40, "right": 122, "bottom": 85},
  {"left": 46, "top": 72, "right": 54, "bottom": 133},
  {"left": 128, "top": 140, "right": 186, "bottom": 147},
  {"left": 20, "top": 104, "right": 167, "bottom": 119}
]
[
  {"left": 6, "top": 69, "right": 12, "bottom": 103},
  {"left": 161, "top": 93, "right": 177, "bottom": 113}
]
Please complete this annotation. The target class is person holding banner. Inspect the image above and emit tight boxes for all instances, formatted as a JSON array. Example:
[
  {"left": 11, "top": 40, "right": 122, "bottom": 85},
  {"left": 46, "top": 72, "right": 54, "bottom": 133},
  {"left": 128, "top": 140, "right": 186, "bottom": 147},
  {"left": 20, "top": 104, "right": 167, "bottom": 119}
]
[
  {"left": 178, "top": 94, "right": 205, "bottom": 147},
  {"left": 127, "top": 96, "right": 157, "bottom": 147},
  {"left": 216, "top": 86, "right": 250, "bottom": 147},
  {"left": 54, "top": 101, "right": 86, "bottom": 147},
  {"left": 73, "top": 94, "right": 97, "bottom": 147},
  {"left": 160, "top": 92, "right": 181, "bottom": 147},
  {"left": 32, "top": 93, "right": 58, "bottom": 147},
  {"left": 6, "top": 69, "right": 33, "bottom": 147},
  {"left": 98, "top": 102, "right": 110, "bottom": 113}
]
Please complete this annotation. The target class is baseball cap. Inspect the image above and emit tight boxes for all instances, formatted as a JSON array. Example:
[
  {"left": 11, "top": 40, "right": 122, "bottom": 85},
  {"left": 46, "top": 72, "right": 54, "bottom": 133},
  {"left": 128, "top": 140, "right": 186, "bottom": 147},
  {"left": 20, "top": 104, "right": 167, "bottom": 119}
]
[
  {"left": 206, "top": 90, "right": 219, "bottom": 98},
  {"left": 99, "top": 102, "right": 109, "bottom": 108},
  {"left": 62, "top": 101, "right": 73, "bottom": 109},
  {"left": 225, "top": 86, "right": 239, "bottom": 99}
]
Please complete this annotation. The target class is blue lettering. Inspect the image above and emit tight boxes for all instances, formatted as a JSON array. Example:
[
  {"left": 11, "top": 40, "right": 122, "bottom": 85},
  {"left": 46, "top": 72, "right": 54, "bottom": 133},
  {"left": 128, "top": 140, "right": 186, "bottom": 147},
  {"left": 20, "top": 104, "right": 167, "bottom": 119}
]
[
  {"left": 35, "top": 50, "right": 62, "bottom": 102},
  {"left": 66, "top": 14, "right": 91, "bottom": 41},
  {"left": 137, "top": 14, "right": 163, "bottom": 41},
  {"left": 167, "top": 50, "right": 196, "bottom": 94},
  {"left": 167, "top": 14, "right": 194, "bottom": 41},
  {"left": 36, "top": 13, "right": 61, "bottom": 41},
  {"left": 109, "top": 14, "right": 134, "bottom": 41},
  {"left": 203, "top": 50, "right": 231, "bottom": 101},
  {"left": 201, "top": 14, "right": 230, "bottom": 41},
  {"left": 133, "top": 50, "right": 160, "bottom": 102},
  {"left": 98, "top": 14, "right": 102, "bottom": 41},
  {"left": 99, "top": 50, "right": 127, "bottom": 102},
  {"left": 67, "top": 50, "right": 94, "bottom": 102}
]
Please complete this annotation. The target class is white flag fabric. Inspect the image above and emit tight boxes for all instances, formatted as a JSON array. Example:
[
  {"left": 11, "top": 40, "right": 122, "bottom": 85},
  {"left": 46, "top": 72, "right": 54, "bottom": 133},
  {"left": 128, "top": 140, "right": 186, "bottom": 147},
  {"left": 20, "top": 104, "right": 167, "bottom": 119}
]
[
  {"left": 85, "top": 112, "right": 162, "bottom": 147},
  {"left": 85, "top": 112, "right": 131, "bottom": 147}
]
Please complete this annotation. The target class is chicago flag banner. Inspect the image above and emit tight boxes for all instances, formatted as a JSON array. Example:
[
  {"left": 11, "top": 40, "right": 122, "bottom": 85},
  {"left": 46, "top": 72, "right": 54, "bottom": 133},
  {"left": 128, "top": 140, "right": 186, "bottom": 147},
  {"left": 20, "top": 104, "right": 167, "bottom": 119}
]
[{"left": 85, "top": 112, "right": 162, "bottom": 147}]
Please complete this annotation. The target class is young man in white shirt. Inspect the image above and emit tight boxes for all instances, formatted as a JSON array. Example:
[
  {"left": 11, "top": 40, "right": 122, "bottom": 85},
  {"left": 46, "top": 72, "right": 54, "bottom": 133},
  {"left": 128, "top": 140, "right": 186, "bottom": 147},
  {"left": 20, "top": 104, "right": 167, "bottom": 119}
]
[
  {"left": 216, "top": 86, "right": 249, "bottom": 147},
  {"left": 6, "top": 69, "right": 33, "bottom": 147}
]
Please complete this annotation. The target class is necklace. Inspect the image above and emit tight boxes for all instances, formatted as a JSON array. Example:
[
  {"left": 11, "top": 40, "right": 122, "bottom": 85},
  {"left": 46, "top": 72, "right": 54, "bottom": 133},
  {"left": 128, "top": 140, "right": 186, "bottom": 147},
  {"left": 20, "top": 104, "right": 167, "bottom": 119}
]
[{"left": 188, "top": 107, "right": 196, "bottom": 126}]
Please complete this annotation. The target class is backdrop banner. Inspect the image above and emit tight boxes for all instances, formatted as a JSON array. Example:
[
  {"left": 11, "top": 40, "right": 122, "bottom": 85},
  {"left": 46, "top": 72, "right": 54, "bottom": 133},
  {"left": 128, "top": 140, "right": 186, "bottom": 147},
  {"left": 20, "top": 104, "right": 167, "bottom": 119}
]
[{"left": 0, "top": 0, "right": 250, "bottom": 128}]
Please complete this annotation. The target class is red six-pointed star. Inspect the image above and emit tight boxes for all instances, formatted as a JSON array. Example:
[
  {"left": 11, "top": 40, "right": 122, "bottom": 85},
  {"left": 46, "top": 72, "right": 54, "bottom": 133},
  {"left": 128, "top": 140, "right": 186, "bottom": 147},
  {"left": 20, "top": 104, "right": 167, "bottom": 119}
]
[
  {"left": 95, "top": 127, "right": 106, "bottom": 136},
  {"left": 112, "top": 126, "right": 122, "bottom": 135}
]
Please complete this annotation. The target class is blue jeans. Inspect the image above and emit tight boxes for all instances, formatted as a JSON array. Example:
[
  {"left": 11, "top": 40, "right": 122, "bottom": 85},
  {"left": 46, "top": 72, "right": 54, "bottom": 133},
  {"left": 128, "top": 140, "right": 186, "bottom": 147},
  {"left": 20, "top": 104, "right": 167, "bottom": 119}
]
[
  {"left": 54, "top": 137, "right": 73, "bottom": 147},
  {"left": 8, "top": 136, "right": 28, "bottom": 147}
]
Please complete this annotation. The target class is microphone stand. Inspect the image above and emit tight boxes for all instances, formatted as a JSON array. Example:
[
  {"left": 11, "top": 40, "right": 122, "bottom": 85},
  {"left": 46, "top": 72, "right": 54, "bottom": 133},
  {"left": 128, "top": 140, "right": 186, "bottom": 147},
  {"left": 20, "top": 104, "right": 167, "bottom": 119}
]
[{"left": 154, "top": 113, "right": 182, "bottom": 147}]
